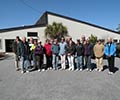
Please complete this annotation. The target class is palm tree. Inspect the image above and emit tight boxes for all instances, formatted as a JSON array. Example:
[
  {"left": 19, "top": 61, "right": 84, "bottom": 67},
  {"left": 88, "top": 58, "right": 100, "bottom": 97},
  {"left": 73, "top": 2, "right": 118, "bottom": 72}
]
[{"left": 45, "top": 22, "right": 68, "bottom": 41}]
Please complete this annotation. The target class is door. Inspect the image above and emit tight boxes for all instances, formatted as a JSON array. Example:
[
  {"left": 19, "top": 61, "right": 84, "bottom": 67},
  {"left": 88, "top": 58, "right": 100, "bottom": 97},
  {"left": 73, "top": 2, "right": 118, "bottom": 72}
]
[{"left": 5, "top": 39, "right": 14, "bottom": 52}]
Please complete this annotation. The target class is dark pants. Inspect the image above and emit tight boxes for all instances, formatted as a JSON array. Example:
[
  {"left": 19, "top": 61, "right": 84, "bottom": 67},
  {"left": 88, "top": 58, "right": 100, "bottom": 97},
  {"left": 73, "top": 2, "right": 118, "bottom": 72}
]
[
  {"left": 46, "top": 55, "right": 52, "bottom": 69},
  {"left": 35, "top": 55, "right": 42, "bottom": 70},
  {"left": 84, "top": 55, "right": 91, "bottom": 69},
  {"left": 108, "top": 56, "right": 115, "bottom": 72}
]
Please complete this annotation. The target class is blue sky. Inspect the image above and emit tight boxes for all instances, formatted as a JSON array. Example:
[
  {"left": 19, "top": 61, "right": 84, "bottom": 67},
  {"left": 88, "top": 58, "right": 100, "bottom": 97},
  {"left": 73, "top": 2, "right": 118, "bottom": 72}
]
[{"left": 0, "top": 0, "right": 120, "bottom": 31}]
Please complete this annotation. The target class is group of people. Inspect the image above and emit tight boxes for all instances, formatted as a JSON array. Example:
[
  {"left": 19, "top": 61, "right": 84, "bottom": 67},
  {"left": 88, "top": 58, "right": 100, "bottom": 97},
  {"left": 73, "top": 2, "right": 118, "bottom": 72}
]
[{"left": 12, "top": 35, "right": 116, "bottom": 75}]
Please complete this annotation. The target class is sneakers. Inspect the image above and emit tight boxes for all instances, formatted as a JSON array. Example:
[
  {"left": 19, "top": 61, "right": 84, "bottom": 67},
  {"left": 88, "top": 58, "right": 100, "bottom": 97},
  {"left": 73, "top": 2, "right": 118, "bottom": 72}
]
[
  {"left": 98, "top": 70, "right": 102, "bottom": 72},
  {"left": 86, "top": 68, "right": 92, "bottom": 72},
  {"left": 94, "top": 68, "right": 98, "bottom": 71},
  {"left": 75, "top": 69, "right": 79, "bottom": 71},
  {"left": 21, "top": 71, "right": 25, "bottom": 74},
  {"left": 50, "top": 67, "right": 52, "bottom": 70},
  {"left": 108, "top": 71, "right": 113, "bottom": 75},
  {"left": 26, "top": 70, "right": 30, "bottom": 73},
  {"left": 80, "top": 69, "right": 83, "bottom": 71},
  {"left": 89, "top": 69, "right": 92, "bottom": 72},
  {"left": 42, "top": 69, "right": 45, "bottom": 72},
  {"left": 86, "top": 68, "right": 89, "bottom": 71},
  {"left": 38, "top": 69, "right": 41, "bottom": 72}
]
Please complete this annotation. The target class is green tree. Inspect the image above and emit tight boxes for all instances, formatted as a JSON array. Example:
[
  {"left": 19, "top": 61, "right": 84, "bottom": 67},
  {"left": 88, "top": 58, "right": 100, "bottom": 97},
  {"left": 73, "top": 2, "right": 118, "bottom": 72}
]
[
  {"left": 88, "top": 34, "right": 98, "bottom": 44},
  {"left": 45, "top": 22, "right": 68, "bottom": 41}
]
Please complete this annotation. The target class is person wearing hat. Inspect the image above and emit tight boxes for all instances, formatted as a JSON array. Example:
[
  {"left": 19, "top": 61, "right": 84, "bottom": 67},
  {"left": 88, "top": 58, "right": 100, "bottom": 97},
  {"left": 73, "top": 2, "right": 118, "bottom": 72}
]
[{"left": 93, "top": 39, "right": 104, "bottom": 72}]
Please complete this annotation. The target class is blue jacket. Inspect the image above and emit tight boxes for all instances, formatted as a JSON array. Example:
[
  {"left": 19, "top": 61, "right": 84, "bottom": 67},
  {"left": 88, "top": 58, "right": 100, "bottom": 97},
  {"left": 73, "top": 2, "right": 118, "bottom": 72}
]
[
  {"left": 51, "top": 44, "right": 60, "bottom": 55},
  {"left": 104, "top": 43, "right": 116, "bottom": 56},
  {"left": 59, "top": 42, "right": 67, "bottom": 55}
]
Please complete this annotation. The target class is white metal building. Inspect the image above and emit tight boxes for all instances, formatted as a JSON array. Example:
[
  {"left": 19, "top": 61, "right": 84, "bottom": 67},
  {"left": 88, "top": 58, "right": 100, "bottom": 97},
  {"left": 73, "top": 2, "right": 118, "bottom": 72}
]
[{"left": 0, "top": 11, "right": 120, "bottom": 52}]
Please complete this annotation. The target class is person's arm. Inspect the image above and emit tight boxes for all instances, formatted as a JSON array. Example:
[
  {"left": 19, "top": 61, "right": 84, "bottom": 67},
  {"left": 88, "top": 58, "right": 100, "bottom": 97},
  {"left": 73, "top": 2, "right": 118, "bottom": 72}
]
[
  {"left": 104, "top": 45, "right": 108, "bottom": 56},
  {"left": 110, "top": 44, "right": 116, "bottom": 56}
]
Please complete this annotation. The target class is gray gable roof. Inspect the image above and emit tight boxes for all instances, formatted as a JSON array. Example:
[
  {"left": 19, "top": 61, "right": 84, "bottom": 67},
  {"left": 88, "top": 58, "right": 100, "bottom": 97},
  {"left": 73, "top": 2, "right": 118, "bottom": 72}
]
[
  {"left": 0, "top": 11, "right": 119, "bottom": 35},
  {"left": 0, "top": 24, "right": 45, "bottom": 33},
  {"left": 36, "top": 11, "right": 119, "bottom": 34}
]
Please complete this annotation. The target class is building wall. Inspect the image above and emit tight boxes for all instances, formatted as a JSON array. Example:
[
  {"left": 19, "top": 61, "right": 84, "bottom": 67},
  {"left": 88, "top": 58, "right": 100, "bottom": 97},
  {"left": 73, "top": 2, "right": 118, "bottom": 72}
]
[
  {"left": 48, "top": 14, "right": 120, "bottom": 42},
  {"left": 0, "top": 27, "right": 46, "bottom": 52}
]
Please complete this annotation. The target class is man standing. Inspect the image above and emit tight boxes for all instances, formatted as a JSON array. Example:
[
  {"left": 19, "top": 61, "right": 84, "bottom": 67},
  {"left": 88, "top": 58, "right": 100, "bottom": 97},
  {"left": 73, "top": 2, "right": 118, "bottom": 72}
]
[
  {"left": 76, "top": 39, "right": 84, "bottom": 71},
  {"left": 19, "top": 37, "right": 30, "bottom": 73},
  {"left": 81, "top": 35, "right": 86, "bottom": 68},
  {"left": 93, "top": 39, "right": 104, "bottom": 72},
  {"left": 12, "top": 36, "right": 21, "bottom": 71},
  {"left": 104, "top": 37, "right": 116, "bottom": 75},
  {"left": 84, "top": 39, "right": 93, "bottom": 72},
  {"left": 59, "top": 37, "right": 67, "bottom": 70}
]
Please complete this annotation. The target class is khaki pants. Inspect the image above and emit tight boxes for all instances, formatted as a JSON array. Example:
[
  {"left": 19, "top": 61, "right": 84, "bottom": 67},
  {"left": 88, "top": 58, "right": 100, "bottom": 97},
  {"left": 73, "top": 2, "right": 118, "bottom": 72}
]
[{"left": 96, "top": 57, "right": 103, "bottom": 70}]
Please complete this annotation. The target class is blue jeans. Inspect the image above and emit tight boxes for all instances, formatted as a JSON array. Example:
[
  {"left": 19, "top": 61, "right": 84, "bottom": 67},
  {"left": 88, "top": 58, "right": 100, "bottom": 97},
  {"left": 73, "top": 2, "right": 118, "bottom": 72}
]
[
  {"left": 20, "top": 55, "right": 29, "bottom": 71},
  {"left": 52, "top": 54, "right": 59, "bottom": 70},
  {"left": 76, "top": 56, "right": 83, "bottom": 70},
  {"left": 84, "top": 55, "right": 91, "bottom": 69}
]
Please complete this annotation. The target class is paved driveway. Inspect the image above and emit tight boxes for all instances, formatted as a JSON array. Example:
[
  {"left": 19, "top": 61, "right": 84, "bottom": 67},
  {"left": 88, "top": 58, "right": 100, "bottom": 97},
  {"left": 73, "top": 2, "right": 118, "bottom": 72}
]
[{"left": 0, "top": 55, "right": 120, "bottom": 100}]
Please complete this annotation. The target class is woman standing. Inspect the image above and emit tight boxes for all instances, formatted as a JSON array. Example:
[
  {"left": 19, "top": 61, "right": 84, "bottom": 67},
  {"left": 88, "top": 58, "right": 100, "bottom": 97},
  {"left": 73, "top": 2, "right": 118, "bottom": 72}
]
[
  {"left": 65, "top": 40, "right": 75, "bottom": 71},
  {"left": 34, "top": 40, "right": 44, "bottom": 72}
]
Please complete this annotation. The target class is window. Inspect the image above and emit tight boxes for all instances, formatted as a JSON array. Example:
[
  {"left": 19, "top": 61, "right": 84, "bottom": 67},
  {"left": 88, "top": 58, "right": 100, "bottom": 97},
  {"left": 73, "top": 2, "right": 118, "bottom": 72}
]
[
  {"left": 27, "top": 32, "right": 38, "bottom": 37},
  {"left": 0, "top": 39, "right": 2, "bottom": 49}
]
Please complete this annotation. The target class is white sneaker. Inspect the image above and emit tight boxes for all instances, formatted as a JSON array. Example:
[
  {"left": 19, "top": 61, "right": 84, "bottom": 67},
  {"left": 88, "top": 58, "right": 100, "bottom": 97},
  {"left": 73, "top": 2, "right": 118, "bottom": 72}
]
[
  {"left": 42, "top": 69, "right": 45, "bottom": 72},
  {"left": 21, "top": 71, "right": 24, "bottom": 74},
  {"left": 80, "top": 69, "right": 83, "bottom": 71},
  {"left": 95, "top": 68, "right": 98, "bottom": 71},
  {"left": 86, "top": 68, "right": 89, "bottom": 71},
  {"left": 75, "top": 69, "right": 79, "bottom": 71},
  {"left": 38, "top": 69, "right": 41, "bottom": 72},
  {"left": 26, "top": 70, "right": 29, "bottom": 73},
  {"left": 108, "top": 72, "right": 113, "bottom": 75},
  {"left": 89, "top": 69, "right": 92, "bottom": 72},
  {"left": 49, "top": 67, "right": 52, "bottom": 70},
  {"left": 98, "top": 70, "right": 101, "bottom": 72}
]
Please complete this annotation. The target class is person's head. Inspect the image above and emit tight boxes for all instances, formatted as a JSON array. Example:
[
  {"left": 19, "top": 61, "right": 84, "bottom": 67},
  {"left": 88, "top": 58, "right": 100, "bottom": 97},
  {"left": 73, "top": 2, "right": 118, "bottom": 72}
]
[
  {"left": 38, "top": 40, "right": 42, "bottom": 46},
  {"left": 107, "top": 37, "right": 112, "bottom": 43},
  {"left": 16, "top": 36, "right": 20, "bottom": 42},
  {"left": 97, "top": 39, "right": 101, "bottom": 45},
  {"left": 76, "top": 39, "right": 80, "bottom": 45},
  {"left": 22, "top": 37, "right": 26, "bottom": 43},
  {"left": 46, "top": 39, "right": 50, "bottom": 44},
  {"left": 33, "top": 39, "right": 37, "bottom": 45},
  {"left": 86, "top": 39, "right": 90, "bottom": 44},
  {"left": 29, "top": 37, "right": 33, "bottom": 43},
  {"left": 67, "top": 37, "right": 72, "bottom": 42},
  {"left": 81, "top": 35, "right": 86, "bottom": 42},
  {"left": 53, "top": 39, "right": 58, "bottom": 44},
  {"left": 50, "top": 39, "right": 54, "bottom": 44},
  {"left": 61, "top": 37, "right": 65, "bottom": 43}
]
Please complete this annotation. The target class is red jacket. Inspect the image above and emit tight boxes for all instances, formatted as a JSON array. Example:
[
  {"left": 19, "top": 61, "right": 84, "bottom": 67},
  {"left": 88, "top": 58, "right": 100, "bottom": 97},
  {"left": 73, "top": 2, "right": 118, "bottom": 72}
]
[{"left": 44, "top": 43, "right": 52, "bottom": 56}]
